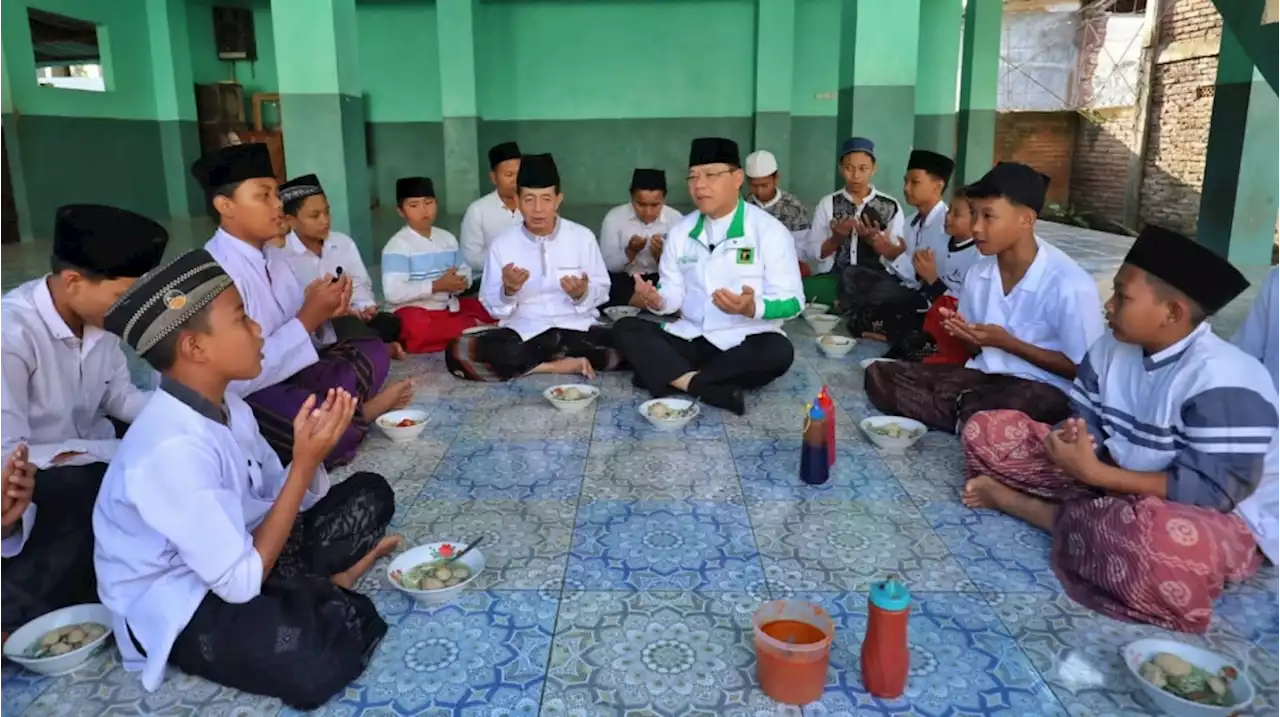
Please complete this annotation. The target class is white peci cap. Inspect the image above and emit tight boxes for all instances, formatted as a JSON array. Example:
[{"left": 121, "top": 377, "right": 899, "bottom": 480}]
[{"left": 744, "top": 150, "right": 778, "bottom": 178}]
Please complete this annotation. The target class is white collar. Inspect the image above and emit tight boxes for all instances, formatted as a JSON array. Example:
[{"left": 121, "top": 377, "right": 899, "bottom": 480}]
[
  {"left": 213, "top": 228, "right": 268, "bottom": 272},
  {"left": 284, "top": 230, "right": 326, "bottom": 257},
  {"left": 977, "top": 235, "right": 1050, "bottom": 296},
  {"left": 752, "top": 190, "right": 783, "bottom": 210},
  {"left": 1144, "top": 322, "right": 1211, "bottom": 371},
  {"left": 33, "top": 276, "right": 106, "bottom": 347}
]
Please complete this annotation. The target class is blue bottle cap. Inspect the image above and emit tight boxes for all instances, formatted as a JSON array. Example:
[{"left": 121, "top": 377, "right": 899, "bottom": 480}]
[
  {"left": 809, "top": 405, "right": 826, "bottom": 421},
  {"left": 869, "top": 577, "right": 911, "bottom": 612}
]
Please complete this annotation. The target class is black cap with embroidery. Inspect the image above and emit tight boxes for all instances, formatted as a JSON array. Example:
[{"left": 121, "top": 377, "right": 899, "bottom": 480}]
[
  {"left": 1124, "top": 225, "right": 1249, "bottom": 315},
  {"left": 630, "top": 168, "right": 667, "bottom": 193},
  {"left": 488, "top": 141, "right": 521, "bottom": 169},
  {"left": 104, "top": 249, "right": 235, "bottom": 356},
  {"left": 689, "top": 137, "right": 741, "bottom": 168},
  {"left": 396, "top": 177, "right": 435, "bottom": 202},
  {"left": 190, "top": 143, "right": 275, "bottom": 189},
  {"left": 907, "top": 150, "right": 955, "bottom": 182},
  {"left": 517, "top": 153, "right": 560, "bottom": 190},
  {"left": 279, "top": 173, "right": 324, "bottom": 207},
  {"left": 53, "top": 204, "right": 169, "bottom": 279},
  {"left": 965, "top": 161, "right": 1051, "bottom": 214}
]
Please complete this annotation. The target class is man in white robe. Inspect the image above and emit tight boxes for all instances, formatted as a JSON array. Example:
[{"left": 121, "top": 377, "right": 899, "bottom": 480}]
[
  {"left": 445, "top": 153, "right": 621, "bottom": 381},
  {"left": 1, "top": 204, "right": 167, "bottom": 636},
  {"left": 94, "top": 249, "right": 399, "bottom": 709}
]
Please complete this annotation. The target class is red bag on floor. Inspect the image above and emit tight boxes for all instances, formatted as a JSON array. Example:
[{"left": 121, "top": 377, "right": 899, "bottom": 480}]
[{"left": 921, "top": 295, "right": 969, "bottom": 366}]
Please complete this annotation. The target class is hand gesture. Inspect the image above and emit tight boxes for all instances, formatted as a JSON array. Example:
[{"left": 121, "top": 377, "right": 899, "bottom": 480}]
[
  {"left": 299, "top": 274, "right": 349, "bottom": 330},
  {"left": 626, "top": 234, "right": 647, "bottom": 261},
  {"left": 560, "top": 273, "right": 589, "bottom": 301},
  {"left": 1, "top": 445, "right": 35, "bottom": 531},
  {"left": 869, "top": 229, "right": 901, "bottom": 258},
  {"left": 711, "top": 285, "right": 757, "bottom": 318},
  {"left": 433, "top": 267, "right": 469, "bottom": 295},
  {"left": 502, "top": 263, "right": 530, "bottom": 297},
  {"left": 912, "top": 248, "right": 939, "bottom": 284},
  {"left": 939, "top": 310, "right": 1008, "bottom": 350},
  {"left": 855, "top": 215, "right": 882, "bottom": 238},
  {"left": 357, "top": 305, "right": 379, "bottom": 322},
  {"left": 632, "top": 274, "right": 664, "bottom": 311},
  {"left": 1043, "top": 418, "right": 1100, "bottom": 481},
  {"left": 649, "top": 234, "right": 665, "bottom": 262},
  {"left": 291, "top": 389, "right": 357, "bottom": 469},
  {"left": 830, "top": 217, "right": 857, "bottom": 240}
]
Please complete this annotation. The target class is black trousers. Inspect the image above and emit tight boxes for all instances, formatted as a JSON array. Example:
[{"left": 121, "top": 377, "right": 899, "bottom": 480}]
[
  {"left": 1, "top": 463, "right": 105, "bottom": 633},
  {"left": 606, "top": 272, "right": 659, "bottom": 308},
  {"left": 168, "top": 472, "right": 393, "bottom": 710},
  {"left": 331, "top": 313, "right": 403, "bottom": 344},
  {"left": 446, "top": 326, "right": 624, "bottom": 382},
  {"left": 613, "top": 317, "right": 794, "bottom": 395}
]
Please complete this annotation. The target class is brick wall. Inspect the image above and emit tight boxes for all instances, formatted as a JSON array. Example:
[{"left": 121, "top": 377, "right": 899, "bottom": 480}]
[
  {"left": 1071, "top": 107, "right": 1138, "bottom": 225},
  {"left": 994, "top": 111, "right": 1077, "bottom": 207},
  {"left": 1140, "top": 0, "right": 1221, "bottom": 237}
]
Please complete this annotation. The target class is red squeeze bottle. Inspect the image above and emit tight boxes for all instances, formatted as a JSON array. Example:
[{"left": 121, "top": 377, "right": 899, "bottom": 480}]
[
  {"left": 861, "top": 577, "right": 911, "bottom": 699},
  {"left": 818, "top": 388, "right": 836, "bottom": 466}
]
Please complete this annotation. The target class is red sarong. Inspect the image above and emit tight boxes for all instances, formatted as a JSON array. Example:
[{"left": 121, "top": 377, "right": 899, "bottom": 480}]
[
  {"left": 394, "top": 299, "right": 494, "bottom": 354},
  {"left": 961, "top": 409, "right": 1262, "bottom": 633},
  {"left": 921, "top": 295, "right": 968, "bottom": 366}
]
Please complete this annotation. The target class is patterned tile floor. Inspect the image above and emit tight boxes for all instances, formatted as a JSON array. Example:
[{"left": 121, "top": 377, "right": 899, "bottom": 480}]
[{"left": 2, "top": 221, "right": 1277, "bottom": 716}]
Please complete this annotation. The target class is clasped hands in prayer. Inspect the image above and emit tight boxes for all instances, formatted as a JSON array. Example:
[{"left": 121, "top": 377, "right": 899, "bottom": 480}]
[
  {"left": 1, "top": 444, "right": 35, "bottom": 537},
  {"left": 501, "top": 263, "right": 589, "bottom": 300},
  {"left": 298, "top": 273, "right": 355, "bottom": 331},
  {"left": 1043, "top": 417, "right": 1103, "bottom": 485},
  {"left": 631, "top": 275, "right": 756, "bottom": 317},
  {"left": 829, "top": 216, "right": 902, "bottom": 259},
  {"left": 626, "top": 234, "right": 665, "bottom": 263},
  {"left": 431, "top": 267, "right": 468, "bottom": 295},
  {"left": 938, "top": 306, "right": 1013, "bottom": 351},
  {"left": 912, "top": 248, "right": 939, "bottom": 284}
]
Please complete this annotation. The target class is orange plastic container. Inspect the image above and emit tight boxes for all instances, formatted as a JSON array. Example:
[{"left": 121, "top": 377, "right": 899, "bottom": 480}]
[
  {"left": 752, "top": 600, "right": 835, "bottom": 705},
  {"left": 861, "top": 578, "right": 912, "bottom": 698}
]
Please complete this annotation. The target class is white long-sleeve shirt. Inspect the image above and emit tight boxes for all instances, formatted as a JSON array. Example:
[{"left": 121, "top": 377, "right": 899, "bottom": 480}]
[
  {"left": 277, "top": 230, "right": 377, "bottom": 310},
  {"left": 479, "top": 219, "right": 610, "bottom": 340},
  {"left": 598, "top": 202, "right": 685, "bottom": 274},
  {"left": 206, "top": 230, "right": 319, "bottom": 396},
  {"left": 805, "top": 186, "right": 906, "bottom": 274},
  {"left": 94, "top": 379, "right": 329, "bottom": 693},
  {"left": 900, "top": 201, "right": 950, "bottom": 291},
  {"left": 1, "top": 278, "right": 152, "bottom": 468},
  {"left": 381, "top": 225, "right": 472, "bottom": 312},
  {"left": 460, "top": 191, "right": 522, "bottom": 272},
  {"left": 1, "top": 504, "right": 37, "bottom": 558},
  {"left": 1233, "top": 267, "right": 1279, "bottom": 389}
]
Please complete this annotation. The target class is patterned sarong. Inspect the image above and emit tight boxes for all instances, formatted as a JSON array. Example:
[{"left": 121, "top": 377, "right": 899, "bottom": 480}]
[{"left": 962, "top": 409, "right": 1263, "bottom": 633}]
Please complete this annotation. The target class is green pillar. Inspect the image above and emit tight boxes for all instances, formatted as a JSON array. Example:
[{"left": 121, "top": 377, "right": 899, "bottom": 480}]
[
  {"left": 437, "top": 0, "right": 480, "bottom": 217},
  {"left": 1, "top": 43, "right": 34, "bottom": 242},
  {"left": 955, "top": 0, "right": 1001, "bottom": 185},
  {"left": 914, "top": 0, "right": 963, "bottom": 157},
  {"left": 834, "top": 0, "right": 921, "bottom": 200},
  {"left": 146, "top": 0, "right": 201, "bottom": 220},
  {"left": 272, "top": 0, "right": 374, "bottom": 262},
  {"left": 1196, "top": 19, "right": 1278, "bottom": 266},
  {"left": 753, "top": 0, "right": 796, "bottom": 178}
]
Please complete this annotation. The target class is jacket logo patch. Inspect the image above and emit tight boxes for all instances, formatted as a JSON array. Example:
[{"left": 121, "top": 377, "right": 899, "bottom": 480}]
[{"left": 736, "top": 248, "right": 755, "bottom": 265}]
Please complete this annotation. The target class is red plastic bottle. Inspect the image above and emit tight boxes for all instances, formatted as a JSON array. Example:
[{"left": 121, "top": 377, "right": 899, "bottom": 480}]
[
  {"left": 817, "top": 387, "right": 836, "bottom": 466},
  {"left": 861, "top": 577, "right": 911, "bottom": 699}
]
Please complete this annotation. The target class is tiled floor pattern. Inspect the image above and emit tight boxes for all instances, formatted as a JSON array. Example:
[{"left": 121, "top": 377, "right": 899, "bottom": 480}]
[
  {"left": 3, "top": 222, "right": 1277, "bottom": 715},
  {"left": 4, "top": 321, "right": 1277, "bottom": 717}
]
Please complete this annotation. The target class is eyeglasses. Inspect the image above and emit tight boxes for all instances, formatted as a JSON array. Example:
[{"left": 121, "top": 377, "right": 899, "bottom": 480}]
[{"left": 686, "top": 168, "right": 736, "bottom": 185}]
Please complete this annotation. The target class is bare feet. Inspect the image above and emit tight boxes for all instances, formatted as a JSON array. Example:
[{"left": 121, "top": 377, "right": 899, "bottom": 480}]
[
  {"left": 331, "top": 534, "right": 404, "bottom": 590},
  {"left": 962, "top": 474, "right": 1009, "bottom": 509},
  {"left": 387, "top": 341, "right": 406, "bottom": 361},
  {"left": 361, "top": 379, "right": 415, "bottom": 420},
  {"left": 862, "top": 332, "right": 887, "bottom": 341},
  {"left": 534, "top": 357, "right": 596, "bottom": 379}
]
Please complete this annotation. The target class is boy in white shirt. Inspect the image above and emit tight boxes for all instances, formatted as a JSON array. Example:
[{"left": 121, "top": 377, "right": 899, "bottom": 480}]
[
  {"left": 460, "top": 141, "right": 523, "bottom": 274},
  {"left": 0, "top": 204, "right": 168, "bottom": 637},
  {"left": 95, "top": 249, "right": 398, "bottom": 708},
  {"left": 865, "top": 162, "right": 1105, "bottom": 433},
  {"left": 1233, "top": 266, "right": 1278, "bottom": 388},
  {"left": 277, "top": 173, "right": 403, "bottom": 356},
  {"left": 382, "top": 176, "right": 493, "bottom": 353},
  {"left": 599, "top": 168, "right": 684, "bottom": 307},
  {"left": 446, "top": 154, "right": 620, "bottom": 381}
]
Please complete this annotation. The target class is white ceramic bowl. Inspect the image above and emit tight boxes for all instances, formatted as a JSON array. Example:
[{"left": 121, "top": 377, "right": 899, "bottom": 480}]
[
  {"left": 603, "top": 306, "right": 640, "bottom": 322},
  {"left": 544, "top": 384, "right": 600, "bottom": 414},
  {"left": 859, "top": 416, "right": 927, "bottom": 453},
  {"left": 1123, "top": 639, "right": 1254, "bottom": 717},
  {"left": 860, "top": 357, "right": 896, "bottom": 370},
  {"left": 806, "top": 314, "right": 841, "bottom": 335},
  {"left": 815, "top": 335, "right": 856, "bottom": 358},
  {"left": 2, "top": 603, "right": 114, "bottom": 676},
  {"left": 802, "top": 303, "right": 830, "bottom": 317},
  {"left": 388, "top": 541, "right": 486, "bottom": 605},
  {"left": 376, "top": 409, "right": 430, "bottom": 443},
  {"left": 639, "top": 398, "right": 700, "bottom": 431}
]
